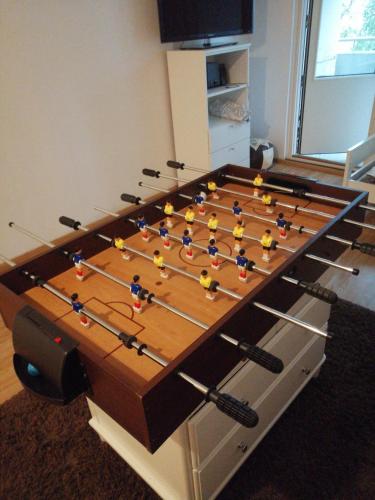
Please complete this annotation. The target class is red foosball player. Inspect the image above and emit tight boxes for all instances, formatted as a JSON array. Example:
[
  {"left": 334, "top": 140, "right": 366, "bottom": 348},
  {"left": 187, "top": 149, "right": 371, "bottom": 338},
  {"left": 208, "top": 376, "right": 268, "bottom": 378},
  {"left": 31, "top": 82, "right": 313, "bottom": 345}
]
[
  {"left": 208, "top": 239, "right": 220, "bottom": 270},
  {"left": 72, "top": 250, "right": 84, "bottom": 281},
  {"left": 207, "top": 213, "right": 219, "bottom": 242},
  {"left": 236, "top": 248, "right": 249, "bottom": 283},
  {"left": 207, "top": 180, "right": 220, "bottom": 199},
  {"left": 199, "top": 270, "right": 218, "bottom": 301},
  {"left": 164, "top": 201, "right": 174, "bottom": 228},
  {"left": 232, "top": 201, "right": 243, "bottom": 221},
  {"left": 185, "top": 206, "right": 195, "bottom": 236},
  {"left": 114, "top": 237, "right": 131, "bottom": 260},
  {"left": 276, "top": 213, "right": 289, "bottom": 239},
  {"left": 159, "top": 221, "right": 171, "bottom": 250},
  {"left": 130, "top": 275, "right": 143, "bottom": 313},
  {"left": 262, "top": 190, "right": 274, "bottom": 214},
  {"left": 153, "top": 250, "right": 169, "bottom": 278},
  {"left": 232, "top": 221, "right": 245, "bottom": 252},
  {"left": 253, "top": 173, "right": 263, "bottom": 197},
  {"left": 71, "top": 293, "right": 90, "bottom": 327},
  {"left": 194, "top": 191, "right": 207, "bottom": 216},
  {"left": 261, "top": 229, "right": 274, "bottom": 262},
  {"left": 182, "top": 229, "right": 193, "bottom": 259},
  {"left": 136, "top": 215, "right": 150, "bottom": 242}
]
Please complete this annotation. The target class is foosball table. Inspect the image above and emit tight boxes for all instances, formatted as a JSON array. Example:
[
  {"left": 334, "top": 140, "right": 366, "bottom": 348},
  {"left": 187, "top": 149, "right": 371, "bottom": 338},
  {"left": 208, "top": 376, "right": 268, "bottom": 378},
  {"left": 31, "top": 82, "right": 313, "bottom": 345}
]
[{"left": 1, "top": 163, "right": 374, "bottom": 500}]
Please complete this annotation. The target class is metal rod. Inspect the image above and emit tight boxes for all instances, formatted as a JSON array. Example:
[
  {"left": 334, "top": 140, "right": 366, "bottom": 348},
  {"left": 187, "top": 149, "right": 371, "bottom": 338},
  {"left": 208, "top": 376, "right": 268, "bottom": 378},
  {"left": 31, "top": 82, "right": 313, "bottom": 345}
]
[
  {"left": 94, "top": 206, "right": 120, "bottom": 218},
  {"left": 304, "top": 253, "right": 358, "bottom": 274},
  {"left": 140, "top": 182, "right": 358, "bottom": 273},
  {"left": 343, "top": 218, "right": 375, "bottom": 231},
  {"left": 127, "top": 215, "right": 269, "bottom": 275},
  {"left": 8, "top": 222, "right": 55, "bottom": 248},
  {"left": 201, "top": 182, "right": 374, "bottom": 245},
  {"left": 223, "top": 173, "right": 375, "bottom": 218},
  {"left": 24, "top": 272, "right": 219, "bottom": 393},
  {"left": 124, "top": 241, "right": 243, "bottom": 300},
  {"left": 140, "top": 183, "right": 297, "bottom": 254},
  {"left": 204, "top": 183, "right": 335, "bottom": 220},
  {"left": 167, "top": 161, "right": 208, "bottom": 174},
  {"left": 0, "top": 254, "right": 16, "bottom": 267},
  {"left": 100, "top": 231, "right": 328, "bottom": 340},
  {"left": 81, "top": 258, "right": 208, "bottom": 330},
  {"left": 179, "top": 192, "right": 319, "bottom": 237},
  {"left": 252, "top": 302, "right": 332, "bottom": 339},
  {"left": 167, "top": 161, "right": 375, "bottom": 213}
]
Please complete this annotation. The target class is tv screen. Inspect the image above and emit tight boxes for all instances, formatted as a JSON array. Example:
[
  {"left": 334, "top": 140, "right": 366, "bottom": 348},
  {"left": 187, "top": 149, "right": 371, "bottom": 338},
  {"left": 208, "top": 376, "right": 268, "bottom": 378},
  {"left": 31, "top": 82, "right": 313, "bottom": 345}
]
[{"left": 157, "top": 0, "right": 254, "bottom": 43}]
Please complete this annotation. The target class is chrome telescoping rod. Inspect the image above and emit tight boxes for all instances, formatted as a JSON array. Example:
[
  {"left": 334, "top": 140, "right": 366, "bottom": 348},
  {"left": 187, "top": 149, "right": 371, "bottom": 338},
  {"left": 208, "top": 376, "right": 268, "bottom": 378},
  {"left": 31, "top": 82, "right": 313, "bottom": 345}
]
[
  {"left": 138, "top": 181, "right": 359, "bottom": 274},
  {"left": 63, "top": 248, "right": 283, "bottom": 373},
  {"left": 125, "top": 210, "right": 269, "bottom": 276},
  {"left": 101, "top": 235, "right": 330, "bottom": 339},
  {"left": 121, "top": 204, "right": 333, "bottom": 340},
  {"left": 138, "top": 181, "right": 295, "bottom": 253},
  {"left": 223, "top": 173, "right": 375, "bottom": 225},
  {"left": 197, "top": 183, "right": 375, "bottom": 255},
  {"left": 8, "top": 222, "right": 56, "bottom": 248},
  {"left": 0, "top": 254, "right": 16, "bottom": 267},
  {"left": 127, "top": 217, "right": 338, "bottom": 303},
  {"left": 21, "top": 270, "right": 258, "bottom": 428},
  {"left": 166, "top": 160, "right": 375, "bottom": 213},
  {"left": 251, "top": 302, "right": 332, "bottom": 340}
]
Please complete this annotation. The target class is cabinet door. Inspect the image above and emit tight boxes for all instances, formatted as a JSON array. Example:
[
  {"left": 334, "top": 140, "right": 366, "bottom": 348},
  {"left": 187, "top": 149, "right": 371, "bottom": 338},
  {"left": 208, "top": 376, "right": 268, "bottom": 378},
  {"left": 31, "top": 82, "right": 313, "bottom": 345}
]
[
  {"left": 210, "top": 117, "right": 250, "bottom": 153},
  {"left": 211, "top": 138, "right": 250, "bottom": 169}
]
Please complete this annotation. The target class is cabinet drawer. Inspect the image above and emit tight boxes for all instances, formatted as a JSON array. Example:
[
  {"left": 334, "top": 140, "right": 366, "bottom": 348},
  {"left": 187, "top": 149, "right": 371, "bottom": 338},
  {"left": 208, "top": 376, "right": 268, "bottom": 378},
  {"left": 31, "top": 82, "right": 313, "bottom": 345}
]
[
  {"left": 194, "top": 337, "right": 325, "bottom": 500},
  {"left": 188, "top": 298, "right": 330, "bottom": 467},
  {"left": 209, "top": 117, "right": 250, "bottom": 152},
  {"left": 211, "top": 137, "right": 250, "bottom": 169}
]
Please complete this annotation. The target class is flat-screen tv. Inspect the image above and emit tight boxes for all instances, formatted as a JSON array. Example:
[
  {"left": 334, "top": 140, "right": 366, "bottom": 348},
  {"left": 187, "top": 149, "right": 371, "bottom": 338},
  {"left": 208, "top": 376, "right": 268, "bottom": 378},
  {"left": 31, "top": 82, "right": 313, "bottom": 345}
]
[{"left": 157, "top": 0, "right": 254, "bottom": 44}]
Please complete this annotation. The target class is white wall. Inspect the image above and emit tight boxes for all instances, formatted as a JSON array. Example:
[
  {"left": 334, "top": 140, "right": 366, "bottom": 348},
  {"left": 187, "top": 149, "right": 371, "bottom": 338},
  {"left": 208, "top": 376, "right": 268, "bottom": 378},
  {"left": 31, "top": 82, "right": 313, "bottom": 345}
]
[
  {"left": 249, "top": 0, "right": 296, "bottom": 158},
  {"left": 0, "top": 0, "right": 176, "bottom": 259}
]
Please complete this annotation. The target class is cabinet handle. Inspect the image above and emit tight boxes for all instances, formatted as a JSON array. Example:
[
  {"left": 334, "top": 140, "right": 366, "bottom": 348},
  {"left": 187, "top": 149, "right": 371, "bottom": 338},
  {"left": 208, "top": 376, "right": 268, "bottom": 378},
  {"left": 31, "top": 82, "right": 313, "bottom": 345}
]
[
  {"left": 302, "top": 367, "right": 311, "bottom": 376},
  {"left": 229, "top": 147, "right": 235, "bottom": 151},
  {"left": 237, "top": 441, "right": 248, "bottom": 453}
]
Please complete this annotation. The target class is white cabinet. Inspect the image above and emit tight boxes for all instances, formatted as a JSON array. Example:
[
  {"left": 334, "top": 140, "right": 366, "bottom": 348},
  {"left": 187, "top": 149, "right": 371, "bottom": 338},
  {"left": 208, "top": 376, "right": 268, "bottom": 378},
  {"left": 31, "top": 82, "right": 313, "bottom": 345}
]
[
  {"left": 87, "top": 291, "right": 331, "bottom": 500},
  {"left": 167, "top": 43, "right": 251, "bottom": 178}
]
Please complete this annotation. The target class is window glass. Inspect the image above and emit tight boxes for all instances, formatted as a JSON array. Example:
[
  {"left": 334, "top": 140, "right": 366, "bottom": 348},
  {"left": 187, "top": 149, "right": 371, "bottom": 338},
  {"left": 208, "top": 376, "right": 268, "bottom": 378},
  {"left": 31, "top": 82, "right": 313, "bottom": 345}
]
[{"left": 315, "top": 0, "right": 375, "bottom": 77}]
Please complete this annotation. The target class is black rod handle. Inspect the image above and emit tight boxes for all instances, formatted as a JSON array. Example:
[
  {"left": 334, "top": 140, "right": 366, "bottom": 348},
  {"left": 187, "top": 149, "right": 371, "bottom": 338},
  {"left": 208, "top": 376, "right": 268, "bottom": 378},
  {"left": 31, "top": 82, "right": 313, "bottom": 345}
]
[
  {"left": 237, "top": 342, "right": 284, "bottom": 373},
  {"left": 121, "top": 193, "right": 141, "bottom": 205},
  {"left": 207, "top": 389, "right": 259, "bottom": 428},
  {"left": 142, "top": 168, "right": 160, "bottom": 178},
  {"left": 300, "top": 281, "right": 338, "bottom": 304},
  {"left": 353, "top": 241, "right": 375, "bottom": 256},
  {"left": 167, "top": 160, "right": 184, "bottom": 169},
  {"left": 59, "top": 216, "right": 81, "bottom": 231}
]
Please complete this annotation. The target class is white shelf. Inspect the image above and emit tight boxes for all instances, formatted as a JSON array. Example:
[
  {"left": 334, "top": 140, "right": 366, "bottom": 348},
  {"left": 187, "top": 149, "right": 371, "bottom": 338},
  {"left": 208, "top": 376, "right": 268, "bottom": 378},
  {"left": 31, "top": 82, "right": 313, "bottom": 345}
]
[
  {"left": 167, "top": 43, "right": 251, "bottom": 172},
  {"left": 207, "top": 83, "right": 248, "bottom": 98}
]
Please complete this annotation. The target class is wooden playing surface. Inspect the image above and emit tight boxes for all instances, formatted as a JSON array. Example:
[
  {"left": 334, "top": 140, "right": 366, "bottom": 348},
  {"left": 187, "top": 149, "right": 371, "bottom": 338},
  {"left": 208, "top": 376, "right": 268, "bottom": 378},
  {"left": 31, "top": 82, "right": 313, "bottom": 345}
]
[{"left": 21, "top": 182, "right": 340, "bottom": 390}]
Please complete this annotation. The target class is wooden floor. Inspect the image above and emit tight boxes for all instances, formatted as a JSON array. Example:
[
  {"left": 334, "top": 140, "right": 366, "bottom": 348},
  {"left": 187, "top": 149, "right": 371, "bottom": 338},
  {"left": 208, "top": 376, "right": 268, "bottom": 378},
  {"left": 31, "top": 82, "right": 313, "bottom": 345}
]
[{"left": 1, "top": 162, "right": 374, "bottom": 404}]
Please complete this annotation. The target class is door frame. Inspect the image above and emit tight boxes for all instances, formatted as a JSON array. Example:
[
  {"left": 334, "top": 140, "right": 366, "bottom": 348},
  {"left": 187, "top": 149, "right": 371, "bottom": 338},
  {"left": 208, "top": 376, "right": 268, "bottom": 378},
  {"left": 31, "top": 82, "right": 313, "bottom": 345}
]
[{"left": 285, "top": 0, "right": 345, "bottom": 169}]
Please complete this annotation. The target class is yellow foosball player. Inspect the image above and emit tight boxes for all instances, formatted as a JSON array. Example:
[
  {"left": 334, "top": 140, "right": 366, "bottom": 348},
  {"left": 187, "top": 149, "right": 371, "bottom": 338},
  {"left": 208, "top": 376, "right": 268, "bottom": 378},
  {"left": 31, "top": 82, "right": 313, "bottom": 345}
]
[
  {"left": 207, "top": 213, "right": 219, "bottom": 242},
  {"left": 253, "top": 173, "right": 263, "bottom": 197},
  {"left": 114, "top": 237, "right": 131, "bottom": 260},
  {"left": 233, "top": 221, "right": 245, "bottom": 252},
  {"left": 207, "top": 180, "right": 219, "bottom": 199},
  {"left": 164, "top": 201, "right": 174, "bottom": 228},
  {"left": 261, "top": 229, "right": 274, "bottom": 262},
  {"left": 199, "top": 269, "right": 219, "bottom": 301},
  {"left": 153, "top": 250, "right": 169, "bottom": 279},
  {"left": 262, "top": 190, "right": 274, "bottom": 214},
  {"left": 185, "top": 205, "right": 195, "bottom": 235}
]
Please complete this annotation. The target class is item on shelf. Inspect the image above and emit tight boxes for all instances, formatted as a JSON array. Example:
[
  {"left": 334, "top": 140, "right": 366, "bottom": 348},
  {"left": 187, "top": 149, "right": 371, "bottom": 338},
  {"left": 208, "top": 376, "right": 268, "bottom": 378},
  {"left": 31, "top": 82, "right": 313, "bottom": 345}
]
[
  {"left": 206, "top": 62, "right": 227, "bottom": 89},
  {"left": 250, "top": 138, "right": 275, "bottom": 170},
  {"left": 209, "top": 99, "right": 249, "bottom": 122}
]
